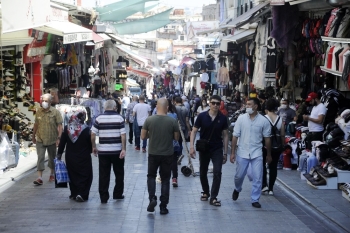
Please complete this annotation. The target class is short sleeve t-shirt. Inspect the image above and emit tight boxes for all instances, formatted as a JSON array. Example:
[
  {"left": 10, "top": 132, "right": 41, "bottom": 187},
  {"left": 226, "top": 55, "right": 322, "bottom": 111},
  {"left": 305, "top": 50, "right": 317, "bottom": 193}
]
[
  {"left": 143, "top": 115, "right": 180, "bottom": 155},
  {"left": 264, "top": 115, "right": 283, "bottom": 131},
  {"left": 308, "top": 103, "right": 327, "bottom": 132},
  {"left": 133, "top": 103, "right": 151, "bottom": 126},
  {"left": 175, "top": 105, "right": 189, "bottom": 132},
  {"left": 277, "top": 108, "right": 296, "bottom": 126}
]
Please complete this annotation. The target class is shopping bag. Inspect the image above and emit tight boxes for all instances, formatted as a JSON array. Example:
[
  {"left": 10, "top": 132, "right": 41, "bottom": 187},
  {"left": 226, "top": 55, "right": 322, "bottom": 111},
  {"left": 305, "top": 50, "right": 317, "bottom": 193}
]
[{"left": 54, "top": 159, "right": 70, "bottom": 184}]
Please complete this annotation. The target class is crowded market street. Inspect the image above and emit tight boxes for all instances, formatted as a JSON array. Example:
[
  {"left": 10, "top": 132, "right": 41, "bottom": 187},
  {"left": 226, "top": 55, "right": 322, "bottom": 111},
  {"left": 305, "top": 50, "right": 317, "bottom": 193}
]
[{"left": 0, "top": 134, "right": 348, "bottom": 233}]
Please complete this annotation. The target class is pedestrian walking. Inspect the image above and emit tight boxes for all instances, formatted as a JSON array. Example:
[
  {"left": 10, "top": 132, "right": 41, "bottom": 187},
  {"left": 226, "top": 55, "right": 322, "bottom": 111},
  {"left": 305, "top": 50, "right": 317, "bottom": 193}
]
[
  {"left": 141, "top": 98, "right": 180, "bottom": 214},
  {"left": 91, "top": 100, "right": 126, "bottom": 203},
  {"left": 175, "top": 96, "right": 191, "bottom": 151},
  {"left": 125, "top": 95, "right": 138, "bottom": 145},
  {"left": 57, "top": 110, "right": 93, "bottom": 202},
  {"left": 32, "top": 93, "right": 63, "bottom": 185},
  {"left": 133, "top": 95, "right": 151, "bottom": 152},
  {"left": 189, "top": 95, "right": 229, "bottom": 207},
  {"left": 231, "top": 98, "right": 272, "bottom": 208},
  {"left": 121, "top": 94, "right": 130, "bottom": 117},
  {"left": 261, "top": 99, "right": 285, "bottom": 196}
]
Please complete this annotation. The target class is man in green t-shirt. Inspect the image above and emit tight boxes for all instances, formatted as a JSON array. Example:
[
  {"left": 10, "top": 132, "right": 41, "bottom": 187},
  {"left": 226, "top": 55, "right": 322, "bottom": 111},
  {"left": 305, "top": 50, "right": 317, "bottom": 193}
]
[{"left": 141, "top": 98, "right": 179, "bottom": 215}]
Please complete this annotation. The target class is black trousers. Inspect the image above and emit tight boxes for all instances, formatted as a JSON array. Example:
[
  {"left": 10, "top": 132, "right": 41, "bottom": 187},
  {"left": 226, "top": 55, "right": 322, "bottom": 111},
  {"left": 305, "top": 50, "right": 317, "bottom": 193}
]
[
  {"left": 262, "top": 148, "right": 280, "bottom": 191},
  {"left": 306, "top": 131, "right": 323, "bottom": 150},
  {"left": 171, "top": 153, "right": 180, "bottom": 179},
  {"left": 147, "top": 154, "right": 172, "bottom": 206},
  {"left": 199, "top": 148, "right": 223, "bottom": 199},
  {"left": 98, "top": 154, "right": 125, "bottom": 202},
  {"left": 129, "top": 123, "right": 133, "bottom": 142}
]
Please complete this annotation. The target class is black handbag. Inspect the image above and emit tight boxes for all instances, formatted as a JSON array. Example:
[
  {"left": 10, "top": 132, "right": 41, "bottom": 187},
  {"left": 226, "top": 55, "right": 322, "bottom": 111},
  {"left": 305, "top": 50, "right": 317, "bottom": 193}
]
[{"left": 195, "top": 115, "right": 219, "bottom": 152}]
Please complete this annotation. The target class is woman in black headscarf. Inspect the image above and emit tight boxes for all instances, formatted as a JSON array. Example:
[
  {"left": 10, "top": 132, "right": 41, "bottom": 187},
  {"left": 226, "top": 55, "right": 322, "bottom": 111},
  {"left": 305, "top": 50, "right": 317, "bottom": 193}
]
[{"left": 57, "top": 110, "right": 93, "bottom": 202}]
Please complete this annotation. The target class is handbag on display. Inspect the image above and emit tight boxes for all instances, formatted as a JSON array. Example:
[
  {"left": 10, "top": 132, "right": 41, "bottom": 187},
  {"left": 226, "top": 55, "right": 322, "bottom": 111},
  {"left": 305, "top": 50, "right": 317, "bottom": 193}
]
[{"left": 195, "top": 115, "right": 219, "bottom": 153}]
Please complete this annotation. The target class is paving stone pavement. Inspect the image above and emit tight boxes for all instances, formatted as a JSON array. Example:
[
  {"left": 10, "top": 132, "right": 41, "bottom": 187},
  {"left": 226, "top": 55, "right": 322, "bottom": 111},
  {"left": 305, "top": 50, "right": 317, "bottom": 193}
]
[{"left": 0, "top": 142, "right": 347, "bottom": 233}]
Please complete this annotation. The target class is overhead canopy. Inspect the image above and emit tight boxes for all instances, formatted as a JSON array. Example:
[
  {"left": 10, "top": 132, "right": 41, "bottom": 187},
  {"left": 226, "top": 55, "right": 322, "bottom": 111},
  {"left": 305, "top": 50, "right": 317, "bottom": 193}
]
[
  {"left": 222, "top": 29, "right": 256, "bottom": 43},
  {"left": 97, "top": 33, "right": 111, "bottom": 41},
  {"left": 0, "top": 28, "right": 33, "bottom": 47},
  {"left": 125, "top": 78, "right": 140, "bottom": 87},
  {"left": 220, "top": 2, "right": 269, "bottom": 29},
  {"left": 112, "top": 8, "right": 172, "bottom": 35},
  {"left": 127, "top": 68, "right": 152, "bottom": 78},
  {"left": 92, "top": 32, "right": 104, "bottom": 49},
  {"left": 117, "top": 45, "right": 149, "bottom": 67},
  {"left": 167, "top": 59, "right": 180, "bottom": 67},
  {"left": 99, "top": 1, "right": 158, "bottom": 22},
  {"left": 96, "top": 0, "right": 147, "bottom": 15},
  {"left": 34, "top": 21, "right": 93, "bottom": 44},
  {"left": 108, "top": 34, "right": 133, "bottom": 46}
]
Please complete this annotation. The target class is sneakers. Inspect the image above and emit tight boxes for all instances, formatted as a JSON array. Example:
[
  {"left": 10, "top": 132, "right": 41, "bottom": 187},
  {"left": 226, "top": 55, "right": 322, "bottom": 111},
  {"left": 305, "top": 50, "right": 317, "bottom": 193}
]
[
  {"left": 147, "top": 196, "right": 157, "bottom": 212},
  {"left": 232, "top": 189, "right": 239, "bottom": 201},
  {"left": 268, "top": 191, "right": 274, "bottom": 196},
  {"left": 5, "top": 77, "right": 14, "bottom": 81},
  {"left": 252, "top": 202, "right": 262, "bottom": 208},
  {"left": 142, "top": 148, "right": 146, "bottom": 153},
  {"left": 3, "top": 51, "right": 13, "bottom": 57},
  {"left": 172, "top": 178, "right": 178, "bottom": 187},
  {"left": 33, "top": 178, "right": 43, "bottom": 185},
  {"left": 76, "top": 195, "right": 85, "bottom": 202},
  {"left": 160, "top": 205, "right": 169, "bottom": 215},
  {"left": 5, "top": 71, "right": 13, "bottom": 76},
  {"left": 261, "top": 186, "right": 269, "bottom": 192},
  {"left": 135, "top": 146, "right": 140, "bottom": 151},
  {"left": 49, "top": 174, "right": 55, "bottom": 182},
  {"left": 5, "top": 86, "right": 13, "bottom": 91}
]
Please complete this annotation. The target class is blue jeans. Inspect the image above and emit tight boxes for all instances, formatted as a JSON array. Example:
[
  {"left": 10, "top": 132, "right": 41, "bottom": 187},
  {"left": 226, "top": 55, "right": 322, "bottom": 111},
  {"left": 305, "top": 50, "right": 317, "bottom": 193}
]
[
  {"left": 199, "top": 148, "right": 223, "bottom": 200},
  {"left": 234, "top": 155, "right": 263, "bottom": 203},
  {"left": 135, "top": 126, "right": 147, "bottom": 149}
]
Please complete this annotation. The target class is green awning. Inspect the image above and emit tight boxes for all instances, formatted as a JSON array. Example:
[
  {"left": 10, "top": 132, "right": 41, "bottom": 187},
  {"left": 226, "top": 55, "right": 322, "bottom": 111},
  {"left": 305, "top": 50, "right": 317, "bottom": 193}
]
[
  {"left": 113, "top": 8, "right": 172, "bottom": 35},
  {"left": 99, "top": 1, "right": 158, "bottom": 22},
  {"left": 96, "top": 0, "right": 146, "bottom": 15}
]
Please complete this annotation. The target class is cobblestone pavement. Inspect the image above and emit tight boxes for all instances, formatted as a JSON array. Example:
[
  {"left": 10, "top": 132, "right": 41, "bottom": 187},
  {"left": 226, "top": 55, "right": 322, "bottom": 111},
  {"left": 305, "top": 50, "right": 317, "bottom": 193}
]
[{"left": 0, "top": 142, "right": 347, "bottom": 233}]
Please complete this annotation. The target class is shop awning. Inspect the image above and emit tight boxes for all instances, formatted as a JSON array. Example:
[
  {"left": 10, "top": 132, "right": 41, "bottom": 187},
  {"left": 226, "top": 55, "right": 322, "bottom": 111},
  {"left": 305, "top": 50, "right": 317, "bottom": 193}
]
[
  {"left": 0, "top": 29, "right": 33, "bottom": 47},
  {"left": 180, "top": 57, "right": 196, "bottom": 66},
  {"left": 92, "top": 32, "right": 104, "bottom": 50},
  {"left": 127, "top": 67, "right": 152, "bottom": 78},
  {"left": 220, "top": 2, "right": 269, "bottom": 29},
  {"left": 167, "top": 59, "right": 180, "bottom": 67},
  {"left": 108, "top": 34, "right": 133, "bottom": 46},
  {"left": 117, "top": 45, "right": 148, "bottom": 67},
  {"left": 97, "top": 33, "right": 111, "bottom": 41},
  {"left": 222, "top": 29, "right": 256, "bottom": 43},
  {"left": 33, "top": 21, "right": 93, "bottom": 44},
  {"left": 125, "top": 78, "right": 140, "bottom": 87}
]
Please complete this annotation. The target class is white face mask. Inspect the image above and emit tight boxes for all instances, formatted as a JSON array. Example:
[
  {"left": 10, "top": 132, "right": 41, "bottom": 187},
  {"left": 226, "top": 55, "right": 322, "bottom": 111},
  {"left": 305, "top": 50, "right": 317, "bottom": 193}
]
[
  {"left": 246, "top": 108, "right": 254, "bottom": 115},
  {"left": 280, "top": 104, "right": 287, "bottom": 109},
  {"left": 42, "top": 101, "right": 49, "bottom": 109}
]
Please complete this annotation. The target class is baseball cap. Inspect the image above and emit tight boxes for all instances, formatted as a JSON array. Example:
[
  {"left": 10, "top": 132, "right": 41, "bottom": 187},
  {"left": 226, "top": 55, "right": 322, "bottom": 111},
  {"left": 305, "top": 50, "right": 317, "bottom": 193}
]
[{"left": 305, "top": 92, "right": 317, "bottom": 102}]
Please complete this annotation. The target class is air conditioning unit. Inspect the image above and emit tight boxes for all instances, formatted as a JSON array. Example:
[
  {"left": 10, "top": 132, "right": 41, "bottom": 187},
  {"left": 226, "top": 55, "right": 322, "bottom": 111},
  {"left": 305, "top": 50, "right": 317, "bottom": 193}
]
[{"left": 180, "top": 35, "right": 185, "bottom": 41}]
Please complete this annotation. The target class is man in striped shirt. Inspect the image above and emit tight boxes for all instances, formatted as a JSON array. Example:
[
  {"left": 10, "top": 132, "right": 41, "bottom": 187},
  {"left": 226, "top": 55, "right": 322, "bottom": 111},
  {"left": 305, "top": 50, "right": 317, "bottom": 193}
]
[{"left": 91, "top": 100, "right": 126, "bottom": 203}]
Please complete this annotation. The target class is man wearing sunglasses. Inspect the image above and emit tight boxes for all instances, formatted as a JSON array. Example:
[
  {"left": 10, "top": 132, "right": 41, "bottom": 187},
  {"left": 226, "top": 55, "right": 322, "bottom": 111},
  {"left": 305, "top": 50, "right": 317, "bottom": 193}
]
[{"left": 190, "top": 95, "right": 228, "bottom": 207}]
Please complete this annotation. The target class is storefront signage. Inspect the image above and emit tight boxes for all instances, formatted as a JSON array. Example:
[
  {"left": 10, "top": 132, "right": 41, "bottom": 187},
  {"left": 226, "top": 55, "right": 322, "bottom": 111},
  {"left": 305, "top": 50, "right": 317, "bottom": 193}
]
[
  {"left": 63, "top": 33, "right": 93, "bottom": 44},
  {"left": 50, "top": 5, "right": 69, "bottom": 22},
  {"left": 1, "top": 0, "right": 51, "bottom": 33},
  {"left": 186, "top": 21, "right": 219, "bottom": 40},
  {"left": 116, "top": 71, "right": 128, "bottom": 79}
]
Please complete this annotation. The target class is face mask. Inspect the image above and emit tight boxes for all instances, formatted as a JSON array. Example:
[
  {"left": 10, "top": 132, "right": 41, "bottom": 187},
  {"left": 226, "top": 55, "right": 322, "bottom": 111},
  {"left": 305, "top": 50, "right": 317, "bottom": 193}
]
[
  {"left": 42, "top": 102, "right": 49, "bottom": 109},
  {"left": 246, "top": 108, "right": 254, "bottom": 114},
  {"left": 280, "top": 104, "right": 287, "bottom": 109}
]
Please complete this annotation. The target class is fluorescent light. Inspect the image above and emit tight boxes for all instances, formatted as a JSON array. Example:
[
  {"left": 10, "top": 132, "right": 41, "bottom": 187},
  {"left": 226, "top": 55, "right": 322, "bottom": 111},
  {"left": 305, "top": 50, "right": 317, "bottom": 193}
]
[{"left": 289, "top": 0, "right": 311, "bottom": 5}]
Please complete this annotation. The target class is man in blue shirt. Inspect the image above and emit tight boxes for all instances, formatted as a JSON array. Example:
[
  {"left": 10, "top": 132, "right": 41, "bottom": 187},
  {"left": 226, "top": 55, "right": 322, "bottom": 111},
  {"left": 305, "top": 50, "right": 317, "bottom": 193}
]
[
  {"left": 190, "top": 95, "right": 228, "bottom": 207},
  {"left": 230, "top": 98, "right": 272, "bottom": 208}
]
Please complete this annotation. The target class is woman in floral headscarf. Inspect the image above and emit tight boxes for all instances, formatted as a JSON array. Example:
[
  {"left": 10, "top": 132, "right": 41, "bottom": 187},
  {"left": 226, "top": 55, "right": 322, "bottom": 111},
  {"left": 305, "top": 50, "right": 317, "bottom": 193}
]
[{"left": 57, "top": 110, "right": 92, "bottom": 202}]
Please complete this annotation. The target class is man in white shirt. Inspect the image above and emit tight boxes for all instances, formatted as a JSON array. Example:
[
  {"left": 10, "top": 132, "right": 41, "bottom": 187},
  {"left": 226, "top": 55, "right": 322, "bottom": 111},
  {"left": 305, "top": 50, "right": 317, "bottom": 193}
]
[
  {"left": 133, "top": 95, "right": 151, "bottom": 152},
  {"left": 303, "top": 92, "right": 327, "bottom": 150},
  {"left": 122, "top": 95, "right": 130, "bottom": 117}
]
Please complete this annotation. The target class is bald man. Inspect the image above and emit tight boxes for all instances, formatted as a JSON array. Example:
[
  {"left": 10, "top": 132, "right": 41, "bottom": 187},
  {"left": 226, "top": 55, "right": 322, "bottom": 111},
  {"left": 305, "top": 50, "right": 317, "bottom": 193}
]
[{"left": 141, "top": 98, "right": 180, "bottom": 215}]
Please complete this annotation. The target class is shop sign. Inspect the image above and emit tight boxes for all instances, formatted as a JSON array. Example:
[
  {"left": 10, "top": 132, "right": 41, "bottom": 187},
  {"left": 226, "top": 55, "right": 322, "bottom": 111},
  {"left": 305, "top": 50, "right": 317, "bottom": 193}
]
[
  {"left": 116, "top": 71, "right": 128, "bottom": 79},
  {"left": 63, "top": 33, "right": 93, "bottom": 44},
  {"left": 115, "top": 83, "right": 124, "bottom": 91},
  {"left": 95, "top": 41, "right": 104, "bottom": 50},
  {"left": 49, "top": 5, "right": 69, "bottom": 22},
  {"left": 186, "top": 21, "right": 219, "bottom": 41},
  {"left": 1, "top": 0, "right": 51, "bottom": 33}
]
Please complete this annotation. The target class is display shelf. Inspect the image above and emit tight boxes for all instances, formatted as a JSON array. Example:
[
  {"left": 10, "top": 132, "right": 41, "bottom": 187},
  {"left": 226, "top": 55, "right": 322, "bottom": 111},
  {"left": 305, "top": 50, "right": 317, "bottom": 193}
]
[
  {"left": 16, "top": 102, "right": 35, "bottom": 122},
  {"left": 334, "top": 168, "right": 350, "bottom": 183},
  {"left": 342, "top": 190, "right": 350, "bottom": 202},
  {"left": 321, "top": 36, "right": 350, "bottom": 43},
  {"left": 307, "top": 176, "right": 338, "bottom": 189},
  {"left": 320, "top": 66, "right": 342, "bottom": 77}
]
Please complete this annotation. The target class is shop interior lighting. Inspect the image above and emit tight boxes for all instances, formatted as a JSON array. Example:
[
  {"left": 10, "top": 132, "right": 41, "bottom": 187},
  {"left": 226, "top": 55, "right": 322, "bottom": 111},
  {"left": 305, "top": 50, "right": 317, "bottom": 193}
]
[{"left": 288, "top": 0, "right": 311, "bottom": 5}]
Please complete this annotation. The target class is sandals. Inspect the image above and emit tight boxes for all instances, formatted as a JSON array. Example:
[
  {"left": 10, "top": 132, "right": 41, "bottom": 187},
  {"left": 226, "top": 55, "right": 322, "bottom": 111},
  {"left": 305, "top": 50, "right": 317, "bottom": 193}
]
[
  {"left": 200, "top": 192, "right": 210, "bottom": 201},
  {"left": 209, "top": 198, "right": 221, "bottom": 207}
]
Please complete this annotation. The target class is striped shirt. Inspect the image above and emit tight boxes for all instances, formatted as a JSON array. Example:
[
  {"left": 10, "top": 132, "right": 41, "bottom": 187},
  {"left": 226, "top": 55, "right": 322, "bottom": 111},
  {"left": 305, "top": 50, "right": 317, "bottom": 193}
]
[{"left": 91, "top": 111, "right": 125, "bottom": 155}]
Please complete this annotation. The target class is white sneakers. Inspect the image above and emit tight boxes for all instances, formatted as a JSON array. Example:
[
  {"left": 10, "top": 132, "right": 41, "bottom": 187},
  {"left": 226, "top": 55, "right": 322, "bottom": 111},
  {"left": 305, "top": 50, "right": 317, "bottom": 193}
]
[
  {"left": 3, "top": 51, "right": 13, "bottom": 57},
  {"left": 5, "top": 71, "right": 13, "bottom": 76},
  {"left": 5, "top": 85, "right": 13, "bottom": 91}
]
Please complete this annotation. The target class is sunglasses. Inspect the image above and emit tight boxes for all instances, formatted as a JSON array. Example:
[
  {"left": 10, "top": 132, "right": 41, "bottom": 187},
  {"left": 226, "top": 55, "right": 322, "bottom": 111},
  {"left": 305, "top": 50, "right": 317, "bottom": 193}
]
[{"left": 210, "top": 101, "right": 221, "bottom": 106}]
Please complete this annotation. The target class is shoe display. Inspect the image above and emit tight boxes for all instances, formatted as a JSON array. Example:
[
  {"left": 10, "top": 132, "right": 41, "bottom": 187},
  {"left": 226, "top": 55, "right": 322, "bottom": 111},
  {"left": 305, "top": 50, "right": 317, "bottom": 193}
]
[
  {"left": 172, "top": 178, "right": 178, "bottom": 187},
  {"left": 5, "top": 71, "right": 13, "bottom": 76},
  {"left": 5, "top": 76, "right": 14, "bottom": 81},
  {"left": 3, "top": 51, "right": 13, "bottom": 57},
  {"left": 5, "top": 86, "right": 13, "bottom": 91},
  {"left": 147, "top": 196, "right": 157, "bottom": 212}
]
